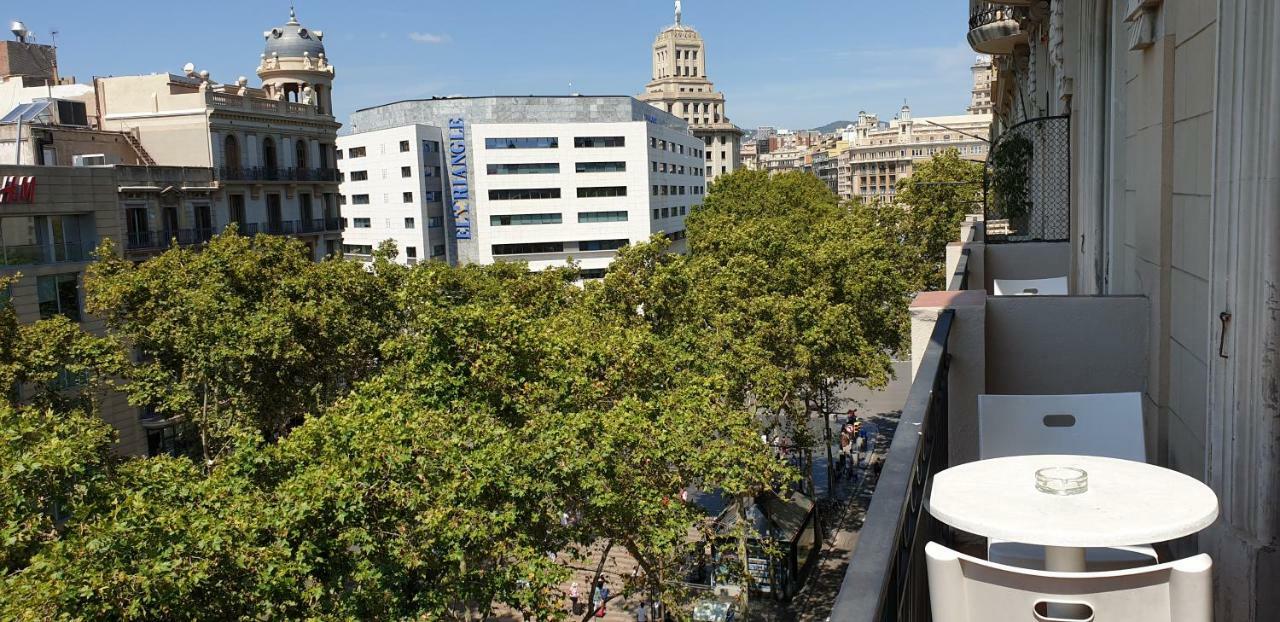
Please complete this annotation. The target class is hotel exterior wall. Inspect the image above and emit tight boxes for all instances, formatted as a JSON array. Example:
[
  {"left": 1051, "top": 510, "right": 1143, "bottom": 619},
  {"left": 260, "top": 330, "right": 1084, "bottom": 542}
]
[
  {"left": 0, "top": 165, "right": 142, "bottom": 454},
  {"left": 337, "top": 124, "right": 447, "bottom": 265},
  {"left": 347, "top": 97, "right": 702, "bottom": 272},
  {"left": 982, "top": 1, "right": 1280, "bottom": 617},
  {"left": 982, "top": 242, "right": 1070, "bottom": 292}
]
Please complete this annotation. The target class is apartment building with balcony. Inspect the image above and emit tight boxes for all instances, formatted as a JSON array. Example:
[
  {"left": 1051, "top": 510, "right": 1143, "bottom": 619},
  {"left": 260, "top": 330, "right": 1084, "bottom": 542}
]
[
  {"left": 841, "top": 105, "right": 990, "bottom": 202},
  {"left": 0, "top": 164, "right": 140, "bottom": 451},
  {"left": 831, "top": 2, "right": 1280, "bottom": 621},
  {"left": 342, "top": 96, "right": 706, "bottom": 275},
  {"left": 93, "top": 8, "right": 343, "bottom": 260}
]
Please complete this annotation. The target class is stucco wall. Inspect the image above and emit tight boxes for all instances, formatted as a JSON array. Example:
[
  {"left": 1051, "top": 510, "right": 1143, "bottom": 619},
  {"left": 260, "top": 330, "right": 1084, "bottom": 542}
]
[
  {"left": 983, "top": 242, "right": 1070, "bottom": 292},
  {"left": 985, "top": 295, "right": 1149, "bottom": 395}
]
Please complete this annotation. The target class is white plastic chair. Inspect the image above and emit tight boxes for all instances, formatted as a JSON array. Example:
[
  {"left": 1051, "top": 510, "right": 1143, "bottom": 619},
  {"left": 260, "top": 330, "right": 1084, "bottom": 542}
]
[
  {"left": 978, "top": 393, "right": 1147, "bottom": 461},
  {"left": 977, "top": 392, "right": 1158, "bottom": 570},
  {"left": 993, "top": 276, "right": 1069, "bottom": 296},
  {"left": 925, "top": 542, "right": 1212, "bottom": 622}
]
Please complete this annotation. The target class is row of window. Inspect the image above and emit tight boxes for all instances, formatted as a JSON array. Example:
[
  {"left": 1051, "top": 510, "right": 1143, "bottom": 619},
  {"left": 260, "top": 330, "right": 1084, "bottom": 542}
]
[
  {"left": 343, "top": 244, "right": 443, "bottom": 259},
  {"left": 649, "top": 137, "right": 702, "bottom": 158},
  {"left": 346, "top": 191, "right": 444, "bottom": 206},
  {"left": 342, "top": 165, "right": 426, "bottom": 183},
  {"left": 484, "top": 136, "right": 626, "bottom": 150},
  {"left": 487, "top": 186, "right": 629, "bottom": 200},
  {"left": 491, "top": 239, "right": 630, "bottom": 255},
  {"left": 350, "top": 217, "right": 443, "bottom": 229},
  {"left": 484, "top": 161, "right": 629, "bottom": 175},
  {"left": 651, "top": 185, "right": 703, "bottom": 196},
  {"left": 653, "top": 206, "right": 689, "bottom": 220},
  {"left": 343, "top": 139, "right": 417, "bottom": 161},
  {"left": 651, "top": 161, "right": 703, "bottom": 176},
  {"left": 488, "top": 211, "right": 630, "bottom": 226}
]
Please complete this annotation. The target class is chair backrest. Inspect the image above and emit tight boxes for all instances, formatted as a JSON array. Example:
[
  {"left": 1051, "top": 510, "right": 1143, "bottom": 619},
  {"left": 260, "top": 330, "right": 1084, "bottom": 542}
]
[
  {"left": 993, "top": 276, "right": 1069, "bottom": 296},
  {"left": 978, "top": 392, "right": 1146, "bottom": 461},
  {"left": 925, "top": 542, "right": 1212, "bottom": 622}
]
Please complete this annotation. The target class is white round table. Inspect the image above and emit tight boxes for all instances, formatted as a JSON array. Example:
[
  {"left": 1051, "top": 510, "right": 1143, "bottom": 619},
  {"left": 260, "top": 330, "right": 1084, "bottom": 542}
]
[{"left": 927, "top": 454, "right": 1219, "bottom": 572}]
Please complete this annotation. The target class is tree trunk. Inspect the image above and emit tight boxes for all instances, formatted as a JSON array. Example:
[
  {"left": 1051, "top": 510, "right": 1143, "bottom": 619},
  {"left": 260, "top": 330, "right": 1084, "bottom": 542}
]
[
  {"left": 736, "top": 497, "right": 752, "bottom": 615},
  {"left": 199, "top": 382, "right": 211, "bottom": 474},
  {"left": 823, "top": 408, "right": 836, "bottom": 500},
  {"left": 580, "top": 539, "right": 615, "bottom": 622}
]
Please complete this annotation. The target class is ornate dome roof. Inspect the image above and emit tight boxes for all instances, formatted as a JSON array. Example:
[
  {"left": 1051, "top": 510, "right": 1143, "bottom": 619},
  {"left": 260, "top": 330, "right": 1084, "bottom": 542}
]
[{"left": 263, "top": 8, "right": 325, "bottom": 59}]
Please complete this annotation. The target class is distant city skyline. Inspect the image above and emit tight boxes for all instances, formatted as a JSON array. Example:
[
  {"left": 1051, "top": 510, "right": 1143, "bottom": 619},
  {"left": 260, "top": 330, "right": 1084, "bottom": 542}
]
[{"left": 8, "top": 0, "right": 977, "bottom": 129}]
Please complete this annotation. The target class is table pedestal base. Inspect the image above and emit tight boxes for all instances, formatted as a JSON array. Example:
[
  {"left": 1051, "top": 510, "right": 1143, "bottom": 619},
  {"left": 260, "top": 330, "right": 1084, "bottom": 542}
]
[
  {"left": 1044, "top": 546, "right": 1089, "bottom": 619},
  {"left": 1044, "top": 545, "right": 1086, "bottom": 572}
]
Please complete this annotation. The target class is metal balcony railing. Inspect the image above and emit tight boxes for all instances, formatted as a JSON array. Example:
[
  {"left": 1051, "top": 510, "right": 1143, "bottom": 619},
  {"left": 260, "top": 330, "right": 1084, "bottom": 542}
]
[
  {"left": 829, "top": 308, "right": 954, "bottom": 622},
  {"left": 217, "top": 166, "right": 340, "bottom": 183},
  {"left": 984, "top": 115, "right": 1071, "bottom": 243},
  {"left": 0, "top": 242, "right": 91, "bottom": 266},
  {"left": 967, "top": 1, "right": 1025, "bottom": 55},
  {"left": 968, "top": 0, "right": 1018, "bottom": 29},
  {"left": 125, "top": 229, "right": 217, "bottom": 251}
]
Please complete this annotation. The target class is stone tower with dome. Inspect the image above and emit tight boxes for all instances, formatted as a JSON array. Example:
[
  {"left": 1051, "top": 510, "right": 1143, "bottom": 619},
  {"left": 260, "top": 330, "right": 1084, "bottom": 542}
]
[
  {"left": 257, "top": 7, "right": 337, "bottom": 116},
  {"left": 637, "top": 0, "right": 743, "bottom": 183}
]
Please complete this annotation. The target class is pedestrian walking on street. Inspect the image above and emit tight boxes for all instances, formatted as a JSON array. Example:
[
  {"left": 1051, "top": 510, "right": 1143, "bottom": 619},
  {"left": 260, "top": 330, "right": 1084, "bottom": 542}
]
[
  {"left": 635, "top": 599, "right": 651, "bottom": 622},
  {"left": 569, "top": 582, "right": 580, "bottom": 615},
  {"left": 593, "top": 577, "right": 609, "bottom": 617}
]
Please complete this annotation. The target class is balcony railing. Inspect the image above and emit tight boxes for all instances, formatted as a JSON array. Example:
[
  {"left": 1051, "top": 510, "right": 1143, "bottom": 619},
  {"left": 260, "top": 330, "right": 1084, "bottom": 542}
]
[
  {"left": 967, "top": 1, "right": 1026, "bottom": 55},
  {"left": 125, "top": 229, "right": 216, "bottom": 251},
  {"left": 0, "top": 242, "right": 92, "bottom": 267},
  {"left": 984, "top": 115, "right": 1071, "bottom": 243},
  {"left": 829, "top": 308, "right": 953, "bottom": 622},
  {"left": 217, "top": 166, "right": 340, "bottom": 183},
  {"left": 206, "top": 90, "right": 327, "bottom": 119}
]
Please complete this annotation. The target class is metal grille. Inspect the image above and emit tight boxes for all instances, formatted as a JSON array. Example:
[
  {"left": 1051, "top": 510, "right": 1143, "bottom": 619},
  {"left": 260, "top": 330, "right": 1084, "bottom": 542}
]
[{"left": 984, "top": 115, "right": 1070, "bottom": 243}]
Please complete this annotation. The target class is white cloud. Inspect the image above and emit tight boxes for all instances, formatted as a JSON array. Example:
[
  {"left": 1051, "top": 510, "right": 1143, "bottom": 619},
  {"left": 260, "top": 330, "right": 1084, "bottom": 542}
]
[{"left": 408, "top": 32, "right": 450, "bottom": 44}]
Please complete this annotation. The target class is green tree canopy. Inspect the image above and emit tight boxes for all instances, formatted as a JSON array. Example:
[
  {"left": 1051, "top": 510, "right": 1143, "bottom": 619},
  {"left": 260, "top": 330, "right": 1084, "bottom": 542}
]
[{"left": 887, "top": 147, "right": 985, "bottom": 289}]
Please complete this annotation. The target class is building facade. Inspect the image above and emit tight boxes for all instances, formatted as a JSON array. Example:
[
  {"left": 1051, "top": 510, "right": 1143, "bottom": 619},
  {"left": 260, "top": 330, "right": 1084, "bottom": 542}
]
[
  {"left": 964, "top": 1, "right": 1280, "bottom": 617},
  {"left": 966, "top": 55, "right": 994, "bottom": 115},
  {"left": 340, "top": 96, "right": 705, "bottom": 274},
  {"left": 636, "top": 1, "right": 743, "bottom": 184},
  {"left": 0, "top": 10, "right": 344, "bottom": 457},
  {"left": 843, "top": 105, "right": 990, "bottom": 201},
  {"left": 94, "top": 9, "right": 343, "bottom": 261}
]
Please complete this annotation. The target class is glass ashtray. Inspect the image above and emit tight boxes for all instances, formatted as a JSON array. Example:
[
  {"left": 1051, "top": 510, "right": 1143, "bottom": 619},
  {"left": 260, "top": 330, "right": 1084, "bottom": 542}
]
[{"left": 1035, "top": 466, "right": 1088, "bottom": 495}]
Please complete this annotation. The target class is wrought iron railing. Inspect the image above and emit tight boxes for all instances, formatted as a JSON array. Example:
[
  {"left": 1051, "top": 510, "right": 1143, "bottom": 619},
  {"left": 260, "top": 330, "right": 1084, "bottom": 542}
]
[
  {"left": 968, "top": 0, "right": 1019, "bottom": 30},
  {"left": 217, "top": 166, "right": 340, "bottom": 182},
  {"left": 984, "top": 115, "right": 1071, "bottom": 243},
  {"left": 125, "top": 229, "right": 217, "bottom": 251},
  {"left": 829, "top": 308, "right": 954, "bottom": 622}
]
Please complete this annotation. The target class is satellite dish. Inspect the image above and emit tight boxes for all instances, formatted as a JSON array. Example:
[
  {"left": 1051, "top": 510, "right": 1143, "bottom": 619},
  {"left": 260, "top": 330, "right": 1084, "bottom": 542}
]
[{"left": 183, "top": 62, "right": 196, "bottom": 75}]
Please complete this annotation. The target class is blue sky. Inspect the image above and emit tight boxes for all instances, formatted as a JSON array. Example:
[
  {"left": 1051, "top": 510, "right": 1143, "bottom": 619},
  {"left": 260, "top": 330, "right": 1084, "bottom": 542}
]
[{"left": 10, "top": 0, "right": 977, "bottom": 130}]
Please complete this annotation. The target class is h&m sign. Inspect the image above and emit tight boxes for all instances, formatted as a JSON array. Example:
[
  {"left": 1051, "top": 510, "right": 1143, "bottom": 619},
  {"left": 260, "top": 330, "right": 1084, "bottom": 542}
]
[
  {"left": 447, "top": 118, "right": 471, "bottom": 240},
  {"left": 0, "top": 176, "right": 36, "bottom": 204}
]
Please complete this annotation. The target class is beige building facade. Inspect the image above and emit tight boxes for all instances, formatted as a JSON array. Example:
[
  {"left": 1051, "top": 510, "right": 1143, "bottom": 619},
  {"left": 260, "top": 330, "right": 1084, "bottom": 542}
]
[
  {"left": 95, "top": 9, "right": 343, "bottom": 261},
  {"left": 637, "top": 1, "right": 743, "bottom": 184},
  {"left": 840, "top": 105, "right": 990, "bottom": 201},
  {"left": 0, "top": 10, "right": 345, "bottom": 456}
]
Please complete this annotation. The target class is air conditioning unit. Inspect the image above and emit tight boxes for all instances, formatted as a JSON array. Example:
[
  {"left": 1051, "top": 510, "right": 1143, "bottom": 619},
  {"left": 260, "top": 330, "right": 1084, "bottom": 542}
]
[{"left": 72, "top": 154, "right": 112, "bottom": 167}]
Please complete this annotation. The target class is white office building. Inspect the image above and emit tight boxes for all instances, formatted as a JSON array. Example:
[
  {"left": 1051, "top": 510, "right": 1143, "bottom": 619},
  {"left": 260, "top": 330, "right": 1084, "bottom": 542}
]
[{"left": 338, "top": 96, "right": 706, "bottom": 275}]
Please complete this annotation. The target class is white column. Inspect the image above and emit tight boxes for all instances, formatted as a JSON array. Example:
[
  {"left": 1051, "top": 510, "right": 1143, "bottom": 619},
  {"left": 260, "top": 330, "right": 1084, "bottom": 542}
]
[
  {"left": 1205, "top": 2, "right": 1280, "bottom": 621},
  {"left": 245, "top": 134, "right": 260, "bottom": 168}
]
